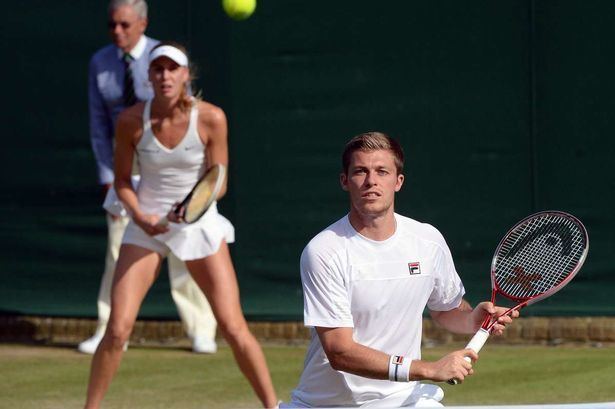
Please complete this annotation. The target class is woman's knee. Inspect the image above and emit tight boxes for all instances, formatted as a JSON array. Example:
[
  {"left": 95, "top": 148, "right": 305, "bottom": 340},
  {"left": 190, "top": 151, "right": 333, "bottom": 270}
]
[
  {"left": 104, "top": 321, "right": 133, "bottom": 348},
  {"left": 218, "top": 318, "right": 249, "bottom": 343}
]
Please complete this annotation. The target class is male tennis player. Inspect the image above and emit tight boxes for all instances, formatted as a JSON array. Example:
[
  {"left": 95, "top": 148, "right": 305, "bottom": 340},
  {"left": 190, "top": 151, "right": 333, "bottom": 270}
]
[
  {"left": 81, "top": 0, "right": 217, "bottom": 354},
  {"left": 283, "top": 132, "right": 518, "bottom": 408}
]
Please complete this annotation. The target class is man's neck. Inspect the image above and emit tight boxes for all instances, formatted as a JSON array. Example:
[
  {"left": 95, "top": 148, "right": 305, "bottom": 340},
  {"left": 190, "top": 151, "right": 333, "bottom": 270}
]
[
  {"left": 348, "top": 209, "right": 396, "bottom": 241},
  {"left": 118, "top": 35, "right": 146, "bottom": 58}
]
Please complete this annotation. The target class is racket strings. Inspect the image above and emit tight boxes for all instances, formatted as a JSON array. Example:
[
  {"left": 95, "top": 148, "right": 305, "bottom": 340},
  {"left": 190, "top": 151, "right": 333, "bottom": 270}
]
[
  {"left": 182, "top": 164, "right": 224, "bottom": 223},
  {"left": 503, "top": 221, "right": 580, "bottom": 297},
  {"left": 494, "top": 214, "right": 586, "bottom": 300},
  {"left": 498, "top": 218, "right": 583, "bottom": 297}
]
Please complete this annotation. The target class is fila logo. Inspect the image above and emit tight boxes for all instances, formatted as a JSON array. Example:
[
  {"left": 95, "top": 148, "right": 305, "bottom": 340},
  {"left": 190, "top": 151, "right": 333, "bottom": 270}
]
[
  {"left": 408, "top": 262, "right": 421, "bottom": 275},
  {"left": 392, "top": 355, "right": 404, "bottom": 365}
]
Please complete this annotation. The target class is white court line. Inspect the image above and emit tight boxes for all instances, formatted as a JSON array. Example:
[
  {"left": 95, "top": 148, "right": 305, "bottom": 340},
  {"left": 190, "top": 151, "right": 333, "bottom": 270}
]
[{"left": 445, "top": 403, "right": 615, "bottom": 409}]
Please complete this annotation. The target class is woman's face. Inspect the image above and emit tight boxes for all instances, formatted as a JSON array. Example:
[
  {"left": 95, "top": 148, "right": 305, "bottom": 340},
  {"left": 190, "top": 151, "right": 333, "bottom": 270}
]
[{"left": 148, "top": 56, "right": 189, "bottom": 100}]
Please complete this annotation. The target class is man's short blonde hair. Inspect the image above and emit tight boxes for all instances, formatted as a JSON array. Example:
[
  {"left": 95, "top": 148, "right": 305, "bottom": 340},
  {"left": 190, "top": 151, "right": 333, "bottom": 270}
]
[{"left": 342, "top": 132, "right": 404, "bottom": 175}]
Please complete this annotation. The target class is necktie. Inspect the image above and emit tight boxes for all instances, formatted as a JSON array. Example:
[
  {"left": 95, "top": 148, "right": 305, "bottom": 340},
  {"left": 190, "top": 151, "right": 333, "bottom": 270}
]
[{"left": 123, "top": 53, "right": 137, "bottom": 107}]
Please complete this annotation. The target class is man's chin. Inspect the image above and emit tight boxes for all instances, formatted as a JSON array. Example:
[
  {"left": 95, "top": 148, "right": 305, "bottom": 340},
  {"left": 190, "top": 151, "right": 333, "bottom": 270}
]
[
  {"left": 113, "top": 38, "right": 128, "bottom": 49},
  {"left": 355, "top": 204, "right": 390, "bottom": 218}
]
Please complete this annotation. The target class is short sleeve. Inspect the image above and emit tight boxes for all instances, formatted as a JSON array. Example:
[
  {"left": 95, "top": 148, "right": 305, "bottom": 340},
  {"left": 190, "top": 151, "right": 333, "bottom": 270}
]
[
  {"left": 426, "top": 234, "right": 465, "bottom": 311},
  {"left": 300, "top": 243, "right": 354, "bottom": 328}
]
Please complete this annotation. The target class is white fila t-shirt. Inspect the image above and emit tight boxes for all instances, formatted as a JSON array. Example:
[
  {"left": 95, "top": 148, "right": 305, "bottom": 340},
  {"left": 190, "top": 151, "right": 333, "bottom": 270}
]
[{"left": 288, "top": 213, "right": 465, "bottom": 407}]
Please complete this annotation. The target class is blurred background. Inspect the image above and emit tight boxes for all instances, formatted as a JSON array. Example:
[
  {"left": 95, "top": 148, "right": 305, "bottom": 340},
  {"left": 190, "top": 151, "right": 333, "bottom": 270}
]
[{"left": 1, "top": 0, "right": 614, "bottom": 322}]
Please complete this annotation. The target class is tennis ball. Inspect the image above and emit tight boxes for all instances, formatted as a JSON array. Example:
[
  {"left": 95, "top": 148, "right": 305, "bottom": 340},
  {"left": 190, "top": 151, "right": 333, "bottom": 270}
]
[{"left": 222, "top": 0, "right": 256, "bottom": 21}]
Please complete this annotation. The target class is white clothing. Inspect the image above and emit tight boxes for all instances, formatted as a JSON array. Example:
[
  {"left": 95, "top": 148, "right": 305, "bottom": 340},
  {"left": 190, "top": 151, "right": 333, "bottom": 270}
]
[
  {"left": 86, "top": 32, "right": 216, "bottom": 351},
  {"left": 136, "top": 99, "right": 205, "bottom": 215},
  {"left": 122, "top": 202, "right": 234, "bottom": 259},
  {"left": 288, "top": 214, "right": 464, "bottom": 408},
  {"left": 103, "top": 175, "right": 140, "bottom": 217},
  {"left": 167, "top": 253, "right": 217, "bottom": 341},
  {"left": 281, "top": 384, "right": 443, "bottom": 408},
  {"left": 94, "top": 212, "right": 217, "bottom": 342},
  {"left": 95, "top": 213, "right": 130, "bottom": 331},
  {"left": 116, "top": 34, "right": 147, "bottom": 60},
  {"left": 121, "top": 99, "right": 235, "bottom": 260}
]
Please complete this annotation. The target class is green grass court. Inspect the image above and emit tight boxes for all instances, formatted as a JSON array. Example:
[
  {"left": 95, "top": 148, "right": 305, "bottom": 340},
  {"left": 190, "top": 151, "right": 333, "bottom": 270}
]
[{"left": 1, "top": 342, "right": 614, "bottom": 408}]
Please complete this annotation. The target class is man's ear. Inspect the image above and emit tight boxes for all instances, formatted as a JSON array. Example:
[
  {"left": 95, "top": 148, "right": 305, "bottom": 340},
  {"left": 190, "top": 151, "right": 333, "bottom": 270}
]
[
  {"left": 139, "top": 18, "right": 148, "bottom": 35},
  {"left": 394, "top": 173, "right": 405, "bottom": 192},
  {"left": 340, "top": 173, "right": 348, "bottom": 191}
]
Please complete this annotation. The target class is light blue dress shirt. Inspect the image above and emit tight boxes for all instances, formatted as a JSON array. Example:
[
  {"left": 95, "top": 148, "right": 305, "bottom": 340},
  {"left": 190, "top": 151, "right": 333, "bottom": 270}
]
[{"left": 88, "top": 35, "right": 159, "bottom": 185}]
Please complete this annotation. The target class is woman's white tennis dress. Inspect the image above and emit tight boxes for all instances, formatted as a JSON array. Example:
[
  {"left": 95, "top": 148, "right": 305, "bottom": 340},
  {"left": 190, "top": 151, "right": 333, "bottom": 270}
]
[{"left": 122, "top": 99, "right": 234, "bottom": 260}]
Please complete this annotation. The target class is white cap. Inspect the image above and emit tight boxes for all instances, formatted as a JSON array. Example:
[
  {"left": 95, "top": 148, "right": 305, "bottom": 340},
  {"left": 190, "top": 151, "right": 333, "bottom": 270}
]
[{"left": 149, "top": 45, "right": 189, "bottom": 67}]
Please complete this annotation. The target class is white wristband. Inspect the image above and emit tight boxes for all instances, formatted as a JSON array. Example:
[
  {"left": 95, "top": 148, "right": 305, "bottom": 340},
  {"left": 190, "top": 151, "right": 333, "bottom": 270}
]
[{"left": 388, "top": 355, "right": 411, "bottom": 382}]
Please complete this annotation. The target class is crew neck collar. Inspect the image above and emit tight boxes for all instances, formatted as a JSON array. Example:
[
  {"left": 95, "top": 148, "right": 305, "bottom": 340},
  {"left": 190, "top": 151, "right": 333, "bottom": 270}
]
[{"left": 345, "top": 213, "right": 399, "bottom": 244}]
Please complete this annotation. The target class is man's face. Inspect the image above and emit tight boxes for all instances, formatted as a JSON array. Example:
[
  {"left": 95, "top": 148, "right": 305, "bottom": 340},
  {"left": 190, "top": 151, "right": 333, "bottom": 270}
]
[
  {"left": 340, "top": 149, "right": 404, "bottom": 218},
  {"left": 108, "top": 5, "right": 147, "bottom": 52}
]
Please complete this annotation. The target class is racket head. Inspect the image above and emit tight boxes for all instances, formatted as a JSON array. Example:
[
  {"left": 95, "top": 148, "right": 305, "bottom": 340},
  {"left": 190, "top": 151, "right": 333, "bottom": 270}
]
[
  {"left": 490, "top": 210, "right": 588, "bottom": 305},
  {"left": 178, "top": 163, "right": 226, "bottom": 224}
]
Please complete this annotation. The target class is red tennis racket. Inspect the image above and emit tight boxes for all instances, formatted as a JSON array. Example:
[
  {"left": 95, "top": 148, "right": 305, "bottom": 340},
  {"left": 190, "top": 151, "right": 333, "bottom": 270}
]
[{"left": 448, "top": 210, "right": 589, "bottom": 385}]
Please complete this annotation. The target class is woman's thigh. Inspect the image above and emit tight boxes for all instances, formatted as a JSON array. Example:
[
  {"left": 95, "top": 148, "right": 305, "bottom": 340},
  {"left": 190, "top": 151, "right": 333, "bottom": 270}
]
[
  {"left": 184, "top": 242, "right": 244, "bottom": 325},
  {"left": 110, "top": 244, "right": 163, "bottom": 328}
]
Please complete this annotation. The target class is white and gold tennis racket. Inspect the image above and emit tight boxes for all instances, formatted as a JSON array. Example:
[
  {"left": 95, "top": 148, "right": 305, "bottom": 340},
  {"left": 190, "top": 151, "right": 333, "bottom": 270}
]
[{"left": 157, "top": 163, "right": 226, "bottom": 226}]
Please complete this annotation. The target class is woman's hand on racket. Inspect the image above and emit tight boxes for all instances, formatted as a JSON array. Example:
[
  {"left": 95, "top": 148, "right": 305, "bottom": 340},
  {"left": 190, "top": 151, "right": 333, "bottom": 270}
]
[
  {"left": 165, "top": 202, "right": 185, "bottom": 224},
  {"left": 134, "top": 212, "right": 169, "bottom": 235},
  {"left": 415, "top": 349, "right": 477, "bottom": 383},
  {"left": 472, "top": 302, "right": 519, "bottom": 335}
]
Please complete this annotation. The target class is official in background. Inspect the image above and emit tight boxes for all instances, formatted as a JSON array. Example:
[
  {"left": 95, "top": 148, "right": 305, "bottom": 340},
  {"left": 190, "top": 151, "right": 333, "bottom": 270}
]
[{"left": 81, "top": 0, "right": 217, "bottom": 354}]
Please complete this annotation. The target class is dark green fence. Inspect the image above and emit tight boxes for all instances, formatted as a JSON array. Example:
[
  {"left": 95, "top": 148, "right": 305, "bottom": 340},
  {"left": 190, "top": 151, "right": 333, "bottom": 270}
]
[{"left": 1, "top": 1, "right": 613, "bottom": 320}]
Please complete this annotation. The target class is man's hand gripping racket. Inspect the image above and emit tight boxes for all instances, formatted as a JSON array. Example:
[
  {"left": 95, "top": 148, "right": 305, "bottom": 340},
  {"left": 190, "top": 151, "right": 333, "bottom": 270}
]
[
  {"left": 448, "top": 211, "right": 589, "bottom": 385},
  {"left": 157, "top": 164, "right": 226, "bottom": 226}
]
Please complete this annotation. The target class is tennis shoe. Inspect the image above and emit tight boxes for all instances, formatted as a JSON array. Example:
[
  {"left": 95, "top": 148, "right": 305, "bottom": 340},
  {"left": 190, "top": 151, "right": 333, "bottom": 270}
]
[
  {"left": 77, "top": 331, "right": 103, "bottom": 354},
  {"left": 192, "top": 336, "right": 217, "bottom": 354}
]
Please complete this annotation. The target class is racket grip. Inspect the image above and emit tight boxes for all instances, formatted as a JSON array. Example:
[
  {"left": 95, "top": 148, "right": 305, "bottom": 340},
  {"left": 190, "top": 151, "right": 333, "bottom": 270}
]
[
  {"left": 156, "top": 216, "right": 169, "bottom": 227},
  {"left": 447, "top": 328, "right": 490, "bottom": 385}
]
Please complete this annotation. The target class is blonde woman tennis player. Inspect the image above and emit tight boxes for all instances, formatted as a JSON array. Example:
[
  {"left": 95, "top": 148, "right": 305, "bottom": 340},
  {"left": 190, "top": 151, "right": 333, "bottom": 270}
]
[{"left": 84, "top": 42, "right": 278, "bottom": 409}]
